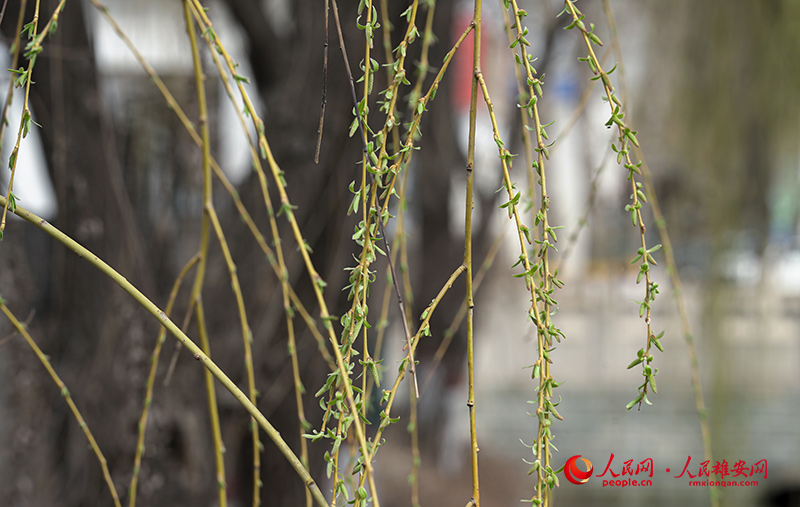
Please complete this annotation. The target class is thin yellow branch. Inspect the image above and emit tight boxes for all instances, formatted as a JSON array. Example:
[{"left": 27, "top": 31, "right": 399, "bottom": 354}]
[
  {"left": 183, "top": 3, "right": 227, "bottom": 503},
  {"left": 0, "top": 301, "right": 121, "bottom": 507},
  {"left": 0, "top": 197, "right": 328, "bottom": 507},
  {"left": 465, "top": 0, "right": 482, "bottom": 503},
  {"left": 129, "top": 254, "right": 199, "bottom": 507}
]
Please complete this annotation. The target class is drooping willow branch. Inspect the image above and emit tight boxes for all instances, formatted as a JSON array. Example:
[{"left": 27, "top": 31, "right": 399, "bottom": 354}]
[
  {"left": 0, "top": 194, "right": 329, "bottom": 507},
  {"left": 0, "top": 300, "right": 121, "bottom": 507},
  {"left": 562, "top": 0, "right": 663, "bottom": 411},
  {"left": 182, "top": 3, "right": 229, "bottom": 503}
]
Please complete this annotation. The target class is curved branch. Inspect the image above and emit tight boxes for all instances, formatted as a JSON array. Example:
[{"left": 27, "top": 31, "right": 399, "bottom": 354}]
[{"left": 0, "top": 194, "right": 328, "bottom": 507}]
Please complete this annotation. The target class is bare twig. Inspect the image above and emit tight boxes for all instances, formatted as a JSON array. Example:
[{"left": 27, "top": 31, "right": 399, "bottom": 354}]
[
  {"left": 0, "top": 301, "right": 121, "bottom": 507},
  {"left": 465, "top": 1, "right": 482, "bottom": 503},
  {"left": 314, "top": 0, "right": 330, "bottom": 163}
]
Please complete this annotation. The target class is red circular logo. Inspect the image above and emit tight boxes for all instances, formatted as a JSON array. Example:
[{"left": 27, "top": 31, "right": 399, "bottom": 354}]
[{"left": 564, "top": 455, "right": 593, "bottom": 485}]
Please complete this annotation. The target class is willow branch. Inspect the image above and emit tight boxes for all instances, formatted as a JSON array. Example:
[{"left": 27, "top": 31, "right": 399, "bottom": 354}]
[{"left": 0, "top": 195, "right": 328, "bottom": 507}]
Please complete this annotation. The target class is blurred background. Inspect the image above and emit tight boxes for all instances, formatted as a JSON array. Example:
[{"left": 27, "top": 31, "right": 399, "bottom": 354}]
[{"left": 0, "top": 0, "right": 798, "bottom": 506}]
